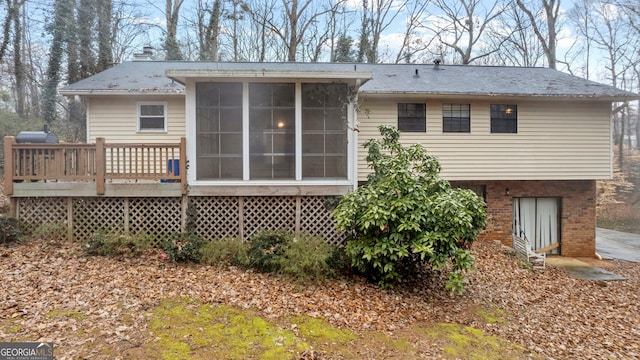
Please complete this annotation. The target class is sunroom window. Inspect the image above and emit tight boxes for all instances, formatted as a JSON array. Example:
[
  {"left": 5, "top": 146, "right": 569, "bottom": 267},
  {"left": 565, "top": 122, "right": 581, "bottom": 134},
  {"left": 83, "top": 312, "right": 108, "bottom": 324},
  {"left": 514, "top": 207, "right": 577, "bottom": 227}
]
[
  {"left": 302, "top": 83, "right": 348, "bottom": 179},
  {"left": 194, "top": 81, "right": 351, "bottom": 181},
  {"left": 249, "top": 83, "right": 296, "bottom": 179},
  {"left": 196, "top": 83, "right": 243, "bottom": 179}
]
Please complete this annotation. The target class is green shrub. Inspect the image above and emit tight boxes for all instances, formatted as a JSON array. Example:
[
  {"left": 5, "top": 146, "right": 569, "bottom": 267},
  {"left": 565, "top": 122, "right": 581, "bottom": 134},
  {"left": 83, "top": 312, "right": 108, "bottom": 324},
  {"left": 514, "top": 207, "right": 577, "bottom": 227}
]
[
  {"left": 278, "top": 235, "right": 338, "bottom": 283},
  {"left": 32, "top": 223, "right": 67, "bottom": 242},
  {"left": 332, "top": 125, "right": 487, "bottom": 294},
  {"left": 0, "top": 216, "right": 21, "bottom": 245},
  {"left": 246, "top": 229, "right": 293, "bottom": 273},
  {"left": 200, "top": 237, "right": 249, "bottom": 267},
  {"left": 83, "top": 231, "right": 152, "bottom": 257},
  {"left": 160, "top": 233, "right": 207, "bottom": 263}
]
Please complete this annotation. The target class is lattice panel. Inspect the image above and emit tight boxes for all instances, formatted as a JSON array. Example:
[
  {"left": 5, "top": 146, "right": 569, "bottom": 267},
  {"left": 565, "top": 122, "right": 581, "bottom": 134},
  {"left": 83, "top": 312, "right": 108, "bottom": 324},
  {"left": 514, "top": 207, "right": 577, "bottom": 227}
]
[
  {"left": 72, "top": 198, "right": 125, "bottom": 241},
  {"left": 300, "top": 196, "right": 346, "bottom": 245},
  {"left": 17, "top": 197, "right": 67, "bottom": 240},
  {"left": 129, "top": 197, "right": 182, "bottom": 246},
  {"left": 17, "top": 197, "right": 67, "bottom": 230},
  {"left": 243, "top": 196, "right": 296, "bottom": 238},
  {"left": 190, "top": 197, "right": 240, "bottom": 241}
]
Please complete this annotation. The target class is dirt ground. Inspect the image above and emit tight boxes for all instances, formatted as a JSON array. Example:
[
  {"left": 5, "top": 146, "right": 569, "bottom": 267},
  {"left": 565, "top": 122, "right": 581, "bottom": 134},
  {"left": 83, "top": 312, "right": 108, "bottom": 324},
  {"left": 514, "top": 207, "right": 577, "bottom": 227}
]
[{"left": 1, "top": 238, "right": 638, "bottom": 359}]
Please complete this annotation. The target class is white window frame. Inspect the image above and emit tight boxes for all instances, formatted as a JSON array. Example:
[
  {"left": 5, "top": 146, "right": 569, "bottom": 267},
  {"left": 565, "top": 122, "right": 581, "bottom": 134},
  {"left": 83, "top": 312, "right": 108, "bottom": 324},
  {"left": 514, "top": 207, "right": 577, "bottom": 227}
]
[
  {"left": 137, "top": 101, "right": 168, "bottom": 132},
  {"left": 186, "top": 79, "right": 356, "bottom": 188}
]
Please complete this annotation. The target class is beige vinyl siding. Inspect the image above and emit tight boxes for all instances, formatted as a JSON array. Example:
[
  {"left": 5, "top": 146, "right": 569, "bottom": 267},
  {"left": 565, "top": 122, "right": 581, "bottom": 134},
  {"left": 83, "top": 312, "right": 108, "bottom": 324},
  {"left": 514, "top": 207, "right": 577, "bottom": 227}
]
[
  {"left": 357, "top": 96, "right": 612, "bottom": 181},
  {"left": 87, "top": 96, "right": 185, "bottom": 143}
]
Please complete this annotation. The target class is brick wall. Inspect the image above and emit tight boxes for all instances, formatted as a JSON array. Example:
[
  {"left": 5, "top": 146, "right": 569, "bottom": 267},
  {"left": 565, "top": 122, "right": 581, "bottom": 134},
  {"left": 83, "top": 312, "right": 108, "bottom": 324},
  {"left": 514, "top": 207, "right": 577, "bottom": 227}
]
[{"left": 451, "top": 180, "right": 596, "bottom": 258}]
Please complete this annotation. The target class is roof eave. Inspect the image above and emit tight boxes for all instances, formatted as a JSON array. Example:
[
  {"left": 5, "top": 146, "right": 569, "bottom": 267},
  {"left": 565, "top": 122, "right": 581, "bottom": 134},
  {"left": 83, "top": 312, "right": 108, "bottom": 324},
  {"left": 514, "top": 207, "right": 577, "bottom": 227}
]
[
  {"left": 166, "top": 69, "right": 373, "bottom": 84},
  {"left": 360, "top": 91, "right": 640, "bottom": 101},
  {"left": 59, "top": 89, "right": 185, "bottom": 96}
]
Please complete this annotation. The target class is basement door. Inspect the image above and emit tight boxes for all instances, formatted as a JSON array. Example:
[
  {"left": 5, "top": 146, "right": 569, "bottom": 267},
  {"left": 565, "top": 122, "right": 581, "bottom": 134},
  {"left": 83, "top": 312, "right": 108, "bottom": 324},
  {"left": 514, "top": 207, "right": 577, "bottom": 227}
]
[{"left": 512, "top": 197, "right": 561, "bottom": 255}]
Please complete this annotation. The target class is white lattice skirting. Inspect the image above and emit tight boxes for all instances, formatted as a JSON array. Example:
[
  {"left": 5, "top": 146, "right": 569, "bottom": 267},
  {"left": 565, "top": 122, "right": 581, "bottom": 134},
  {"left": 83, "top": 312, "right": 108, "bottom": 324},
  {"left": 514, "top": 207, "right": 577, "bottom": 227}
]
[{"left": 15, "top": 196, "right": 346, "bottom": 246}]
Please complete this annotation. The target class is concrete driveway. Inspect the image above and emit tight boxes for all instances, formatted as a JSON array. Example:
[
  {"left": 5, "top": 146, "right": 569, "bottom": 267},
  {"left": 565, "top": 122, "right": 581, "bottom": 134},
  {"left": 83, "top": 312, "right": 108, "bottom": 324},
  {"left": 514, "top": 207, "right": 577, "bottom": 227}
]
[{"left": 596, "top": 228, "right": 640, "bottom": 262}]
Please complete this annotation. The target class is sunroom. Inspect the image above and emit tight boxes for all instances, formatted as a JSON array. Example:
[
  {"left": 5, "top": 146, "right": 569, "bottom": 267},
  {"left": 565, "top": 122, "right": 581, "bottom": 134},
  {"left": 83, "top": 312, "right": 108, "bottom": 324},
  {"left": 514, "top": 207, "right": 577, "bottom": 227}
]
[{"left": 169, "top": 67, "right": 372, "bottom": 196}]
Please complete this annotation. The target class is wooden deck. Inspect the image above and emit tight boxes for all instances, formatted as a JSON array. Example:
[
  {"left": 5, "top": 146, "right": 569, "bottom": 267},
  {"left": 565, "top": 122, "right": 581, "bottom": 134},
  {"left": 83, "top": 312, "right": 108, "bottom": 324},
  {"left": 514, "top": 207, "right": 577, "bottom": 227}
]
[{"left": 3, "top": 136, "right": 187, "bottom": 197}]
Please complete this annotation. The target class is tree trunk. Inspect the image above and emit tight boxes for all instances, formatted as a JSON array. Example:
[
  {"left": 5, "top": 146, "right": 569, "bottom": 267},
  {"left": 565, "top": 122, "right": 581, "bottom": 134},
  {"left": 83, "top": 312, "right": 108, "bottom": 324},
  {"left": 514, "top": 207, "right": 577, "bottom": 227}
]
[
  {"left": 12, "top": 2, "right": 25, "bottom": 118},
  {"left": 164, "top": 0, "right": 184, "bottom": 60},
  {"left": 43, "top": 0, "right": 74, "bottom": 125},
  {"left": 96, "top": 0, "right": 113, "bottom": 71}
]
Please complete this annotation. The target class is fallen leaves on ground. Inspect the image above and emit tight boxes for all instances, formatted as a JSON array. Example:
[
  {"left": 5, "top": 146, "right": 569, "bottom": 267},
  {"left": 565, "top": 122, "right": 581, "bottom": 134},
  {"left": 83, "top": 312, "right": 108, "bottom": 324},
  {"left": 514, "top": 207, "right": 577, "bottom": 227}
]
[{"left": 1, "top": 239, "right": 639, "bottom": 359}]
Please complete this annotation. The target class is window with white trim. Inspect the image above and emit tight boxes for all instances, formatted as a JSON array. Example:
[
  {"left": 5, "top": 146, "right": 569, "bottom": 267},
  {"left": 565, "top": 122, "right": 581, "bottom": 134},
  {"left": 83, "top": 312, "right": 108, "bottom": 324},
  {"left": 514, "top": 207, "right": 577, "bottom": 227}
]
[
  {"left": 249, "top": 83, "right": 296, "bottom": 179},
  {"left": 442, "top": 103, "right": 470, "bottom": 133},
  {"left": 194, "top": 81, "right": 351, "bottom": 181},
  {"left": 398, "top": 103, "right": 426, "bottom": 132},
  {"left": 490, "top": 104, "right": 517, "bottom": 133},
  {"left": 196, "top": 83, "right": 243, "bottom": 179},
  {"left": 302, "top": 83, "right": 348, "bottom": 179},
  {"left": 138, "top": 102, "right": 167, "bottom": 131}
]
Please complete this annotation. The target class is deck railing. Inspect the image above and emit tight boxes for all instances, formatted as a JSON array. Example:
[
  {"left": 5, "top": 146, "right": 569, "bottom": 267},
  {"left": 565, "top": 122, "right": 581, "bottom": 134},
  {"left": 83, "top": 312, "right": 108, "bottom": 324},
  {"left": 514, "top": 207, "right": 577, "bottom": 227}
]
[{"left": 3, "top": 136, "right": 187, "bottom": 195}]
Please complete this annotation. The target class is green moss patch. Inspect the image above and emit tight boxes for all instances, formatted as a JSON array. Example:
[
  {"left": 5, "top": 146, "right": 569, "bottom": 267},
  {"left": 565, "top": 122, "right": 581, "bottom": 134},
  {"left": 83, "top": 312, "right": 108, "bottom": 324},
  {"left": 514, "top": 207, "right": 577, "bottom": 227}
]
[
  {"left": 475, "top": 305, "right": 508, "bottom": 325},
  {"left": 289, "top": 315, "right": 356, "bottom": 344},
  {"left": 422, "top": 323, "right": 531, "bottom": 360},
  {"left": 146, "top": 297, "right": 308, "bottom": 360}
]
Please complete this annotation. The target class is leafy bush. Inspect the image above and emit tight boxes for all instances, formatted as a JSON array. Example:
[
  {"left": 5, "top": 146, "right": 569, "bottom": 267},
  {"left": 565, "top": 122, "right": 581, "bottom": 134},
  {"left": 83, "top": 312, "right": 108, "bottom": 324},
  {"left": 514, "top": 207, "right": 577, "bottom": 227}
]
[
  {"left": 0, "top": 216, "right": 21, "bottom": 245},
  {"left": 244, "top": 230, "right": 341, "bottom": 283},
  {"left": 32, "top": 223, "right": 67, "bottom": 242},
  {"left": 278, "top": 235, "right": 338, "bottom": 283},
  {"left": 159, "top": 198, "right": 207, "bottom": 263},
  {"left": 200, "top": 237, "right": 249, "bottom": 267},
  {"left": 245, "top": 229, "right": 293, "bottom": 273},
  {"left": 160, "top": 233, "right": 207, "bottom": 263},
  {"left": 83, "top": 231, "right": 152, "bottom": 257},
  {"left": 332, "top": 125, "right": 487, "bottom": 293}
]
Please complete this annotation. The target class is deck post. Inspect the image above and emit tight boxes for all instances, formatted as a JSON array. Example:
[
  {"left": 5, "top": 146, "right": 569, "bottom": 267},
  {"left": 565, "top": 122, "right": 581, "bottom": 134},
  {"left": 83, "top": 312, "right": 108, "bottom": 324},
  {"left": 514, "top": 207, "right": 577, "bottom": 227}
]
[
  {"left": 96, "top": 137, "right": 105, "bottom": 195},
  {"left": 179, "top": 137, "right": 187, "bottom": 195},
  {"left": 4, "top": 136, "right": 14, "bottom": 195}
]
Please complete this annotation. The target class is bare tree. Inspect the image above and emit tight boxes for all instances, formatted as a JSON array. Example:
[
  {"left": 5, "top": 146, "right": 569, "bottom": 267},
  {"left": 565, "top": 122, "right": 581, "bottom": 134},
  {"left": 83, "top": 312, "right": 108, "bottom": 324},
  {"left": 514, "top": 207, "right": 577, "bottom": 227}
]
[
  {"left": 110, "top": 1, "right": 156, "bottom": 64},
  {"left": 258, "top": 0, "right": 342, "bottom": 62},
  {"left": 591, "top": 1, "right": 639, "bottom": 166},
  {"left": 489, "top": 5, "right": 545, "bottom": 66},
  {"left": 362, "top": 0, "right": 405, "bottom": 63},
  {"left": 242, "top": 0, "right": 280, "bottom": 61},
  {"left": 431, "top": 0, "right": 510, "bottom": 65},
  {"left": 394, "top": 0, "right": 435, "bottom": 64},
  {"left": 515, "top": 0, "right": 560, "bottom": 69},
  {"left": 566, "top": 0, "right": 595, "bottom": 79}
]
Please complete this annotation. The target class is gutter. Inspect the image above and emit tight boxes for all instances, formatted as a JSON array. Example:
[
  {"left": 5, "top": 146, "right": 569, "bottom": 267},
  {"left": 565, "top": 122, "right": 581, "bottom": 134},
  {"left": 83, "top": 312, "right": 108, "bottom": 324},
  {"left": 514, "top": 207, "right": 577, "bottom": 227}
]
[{"left": 59, "top": 89, "right": 185, "bottom": 97}]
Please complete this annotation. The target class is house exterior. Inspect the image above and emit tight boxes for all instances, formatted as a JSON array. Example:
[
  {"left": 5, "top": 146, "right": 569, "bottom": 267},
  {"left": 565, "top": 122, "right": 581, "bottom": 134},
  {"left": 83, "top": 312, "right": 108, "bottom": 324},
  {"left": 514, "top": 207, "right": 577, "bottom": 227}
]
[{"left": 6, "top": 61, "right": 638, "bottom": 256}]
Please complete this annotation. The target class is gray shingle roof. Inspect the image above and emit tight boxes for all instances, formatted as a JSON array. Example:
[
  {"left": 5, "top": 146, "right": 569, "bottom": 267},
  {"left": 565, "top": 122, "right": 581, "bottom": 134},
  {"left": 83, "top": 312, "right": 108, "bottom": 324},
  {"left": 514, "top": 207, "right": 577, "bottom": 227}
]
[{"left": 60, "top": 61, "right": 639, "bottom": 100}]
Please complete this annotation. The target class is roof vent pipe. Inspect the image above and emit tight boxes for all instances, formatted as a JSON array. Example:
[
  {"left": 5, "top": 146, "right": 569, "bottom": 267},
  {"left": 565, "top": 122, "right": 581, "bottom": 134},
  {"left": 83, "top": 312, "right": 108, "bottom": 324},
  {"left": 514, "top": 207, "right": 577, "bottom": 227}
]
[
  {"left": 433, "top": 59, "right": 441, "bottom": 70},
  {"left": 414, "top": 68, "right": 419, "bottom": 78}
]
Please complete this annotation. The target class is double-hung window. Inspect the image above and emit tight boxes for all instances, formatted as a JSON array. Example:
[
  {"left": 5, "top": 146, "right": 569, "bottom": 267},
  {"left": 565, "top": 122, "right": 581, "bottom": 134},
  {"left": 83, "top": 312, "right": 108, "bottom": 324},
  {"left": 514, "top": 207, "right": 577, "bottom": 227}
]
[
  {"left": 490, "top": 104, "right": 518, "bottom": 133},
  {"left": 442, "top": 104, "right": 470, "bottom": 133},
  {"left": 138, "top": 102, "right": 167, "bottom": 131},
  {"left": 398, "top": 103, "right": 426, "bottom": 132}
]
